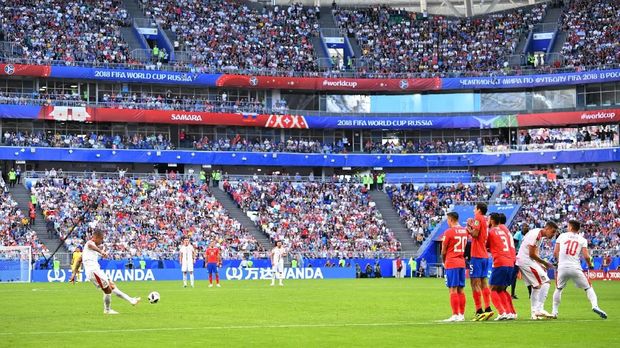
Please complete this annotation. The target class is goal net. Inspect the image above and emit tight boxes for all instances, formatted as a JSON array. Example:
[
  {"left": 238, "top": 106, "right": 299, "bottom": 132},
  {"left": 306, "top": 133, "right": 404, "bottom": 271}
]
[{"left": 0, "top": 246, "right": 32, "bottom": 283}]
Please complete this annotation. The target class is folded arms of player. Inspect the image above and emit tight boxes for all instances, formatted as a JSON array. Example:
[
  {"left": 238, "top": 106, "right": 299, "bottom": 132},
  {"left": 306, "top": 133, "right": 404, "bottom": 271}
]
[{"left": 466, "top": 218, "right": 480, "bottom": 238}]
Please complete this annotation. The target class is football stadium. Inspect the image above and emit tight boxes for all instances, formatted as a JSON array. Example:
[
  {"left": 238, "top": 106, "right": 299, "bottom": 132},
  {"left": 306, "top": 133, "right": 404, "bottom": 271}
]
[{"left": 0, "top": 0, "right": 619, "bottom": 346}]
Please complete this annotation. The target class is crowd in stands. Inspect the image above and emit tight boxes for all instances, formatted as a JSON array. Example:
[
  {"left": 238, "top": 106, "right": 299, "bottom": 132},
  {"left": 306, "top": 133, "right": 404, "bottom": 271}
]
[
  {"left": 1, "top": 0, "right": 131, "bottom": 64},
  {"left": 333, "top": 4, "right": 546, "bottom": 74},
  {"left": 497, "top": 170, "right": 620, "bottom": 256},
  {"left": 0, "top": 183, "right": 48, "bottom": 259},
  {"left": 224, "top": 180, "right": 401, "bottom": 255},
  {"left": 1, "top": 0, "right": 617, "bottom": 75},
  {"left": 386, "top": 183, "right": 493, "bottom": 243},
  {"left": 32, "top": 177, "right": 261, "bottom": 259},
  {"left": 3, "top": 131, "right": 173, "bottom": 150},
  {"left": 561, "top": 0, "right": 620, "bottom": 68},
  {"left": 142, "top": 0, "right": 319, "bottom": 72}
]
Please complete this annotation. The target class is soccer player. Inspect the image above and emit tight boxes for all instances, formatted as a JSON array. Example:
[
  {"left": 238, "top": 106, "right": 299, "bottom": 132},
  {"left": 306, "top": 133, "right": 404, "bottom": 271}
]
[
  {"left": 515, "top": 221, "right": 558, "bottom": 320},
  {"left": 487, "top": 213, "right": 517, "bottom": 320},
  {"left": 179, "top": 237, "right": 196, "bottom": 288},
  {"left": 602, "top": 253, "right": 612, "bottom": 281},
  {"left": 551, "top": 220, "right": 607, "bottom": 319},
  {"left": 69, "top": 230, "right": 140, "bottom": 314},
  {"left": 271, "top": 240, "right": 286, "bottom": 286},
  {"left": 466, "top": 202, "right": 493, "bottom": 321},
  {"left": 441, "top": 212, "right": 468, "bottom": 322},
  {"left": 70, "top": 246, "right": 83, "bottom": 282},
  {"left": 205, "top": 241, "right": 222, "bottom": 287}
]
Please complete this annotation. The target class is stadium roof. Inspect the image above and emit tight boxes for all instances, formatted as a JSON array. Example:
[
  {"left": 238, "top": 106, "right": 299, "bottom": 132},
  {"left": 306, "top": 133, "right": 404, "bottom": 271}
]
[{"left": 274, "top": 0, "right": 551, "bottom": 17}]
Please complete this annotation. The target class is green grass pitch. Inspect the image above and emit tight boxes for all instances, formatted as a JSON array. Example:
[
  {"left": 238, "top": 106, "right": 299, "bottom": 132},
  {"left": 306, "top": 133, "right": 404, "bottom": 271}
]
[{"left": 1, "top": 278, "right": 618, "bottom": 347}]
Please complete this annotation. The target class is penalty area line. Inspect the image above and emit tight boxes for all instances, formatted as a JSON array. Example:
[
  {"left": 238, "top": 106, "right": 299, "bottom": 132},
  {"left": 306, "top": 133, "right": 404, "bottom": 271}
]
[{"left": 0, "top": 319, "right": 613, "bottom": 336}]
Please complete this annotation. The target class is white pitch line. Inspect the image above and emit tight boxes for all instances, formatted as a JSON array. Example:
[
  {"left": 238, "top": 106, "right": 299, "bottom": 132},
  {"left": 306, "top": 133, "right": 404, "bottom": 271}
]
[{"left": 0, "top": 319, "right": 612, "bottom": 336}]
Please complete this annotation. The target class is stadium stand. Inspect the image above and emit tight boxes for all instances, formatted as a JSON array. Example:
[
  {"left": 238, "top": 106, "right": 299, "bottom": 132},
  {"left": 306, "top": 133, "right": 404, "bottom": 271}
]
[
  {"left": 560, "top": 0, "right": 620, "bottom": 68},
  {"left": 1, "top": 0, "right": 131, "bottom": 64},
  {"left": 0, "top": 184, "right": 48, "bottom": 258},
  {"left": 333, "top": 4, "right": 547, "bottom": 74},
  {"left": 386, "top": 183, "right": 494, "bottom": 244},
  {"left": 31, "top": 176, "right": 262, "bottom": 258},
  {"left": 224, "top": 180, "right": 401, "bottom": 256},
  {"left": 141, "top": 0, "right": 319, "bottom": 72}
]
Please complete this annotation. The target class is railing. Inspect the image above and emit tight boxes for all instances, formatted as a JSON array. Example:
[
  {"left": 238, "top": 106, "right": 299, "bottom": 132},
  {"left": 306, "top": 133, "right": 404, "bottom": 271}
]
[
  {"left": 133, "top": 18, "right": 157, "bottom": 29},
  {"left": 129, "top": 49, "right": 153, "bottom": 62},
  {"left": 1, "top": 56, "right": 619, "bottom": 80},
  {"left": 532, "top": 22, "right": 558, "bottom": 33},
  {"left": 320, "top": 28, "right": 346, "bottom": 38}
]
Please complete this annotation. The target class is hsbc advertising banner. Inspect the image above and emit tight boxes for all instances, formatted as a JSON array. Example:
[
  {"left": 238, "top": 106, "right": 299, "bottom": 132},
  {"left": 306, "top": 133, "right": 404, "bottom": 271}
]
[{"left": 32, "top": 267, "right": 355, "bottom": 283}]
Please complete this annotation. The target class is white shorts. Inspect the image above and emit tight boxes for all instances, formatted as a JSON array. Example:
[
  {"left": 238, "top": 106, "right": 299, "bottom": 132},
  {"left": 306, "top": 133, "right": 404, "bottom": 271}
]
[
  {"left": 556, "top": 268, "right": 591, "bottom": 290},
  {"left": 518, "top": 261, "right": 549, "bottom": 288},
  {"left": 181, "top": 263, "right": 194, "bottom": 272},
  {"left": 272, "top": 262, "right": 284, "bottom": 274},
  {"left": 88, "top": 269, "right": 110, "bottom": 289}
]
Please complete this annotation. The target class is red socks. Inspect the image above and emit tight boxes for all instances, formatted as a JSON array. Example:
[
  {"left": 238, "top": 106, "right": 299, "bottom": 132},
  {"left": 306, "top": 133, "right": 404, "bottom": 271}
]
[
  {"left": 473, "top": 290, "right": 482, "bottom": 312},
  {"left": 482, "top": 287, "right": 492, "bottom": 310},
  {"left": 450, "top": 293, "right": 460, "bottom": 315},
  {"left": 501, "top": 291, "right": 516, "bottom": 314},
  {"left": 459, "top": 293, "right": 466, "bottom": 315},
  {"left": 216, "top": 274, "right": 220, "bottom": 284},
  {"left": 491, "top": 290, "right": 506, "bottom": 314},
  {"left": 208, "top": 274, "right": 212, "bottom": 284}
]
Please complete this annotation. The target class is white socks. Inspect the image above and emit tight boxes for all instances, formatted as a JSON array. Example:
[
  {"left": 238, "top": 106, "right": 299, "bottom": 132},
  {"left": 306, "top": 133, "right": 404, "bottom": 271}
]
[
  {"left": 586, "top": 287, "right": 599, "bottom": 308},
  {"left": 190, "top": 273, "right": 194, "bottom": 287},
  {"left": 112, "top": 287, "right": 133, "bottom": 303},
  {"left": 103, "top": 293, "right": 111, "bottom": 311},
  {"left": 552, "top": 288, "right": 562, "bottom": 315},
  {"left": 530, "top": 288, "right": 540, "bottom": 312},
  {"left": 537, "top": 283, "right": 550, "bottom": 311}
]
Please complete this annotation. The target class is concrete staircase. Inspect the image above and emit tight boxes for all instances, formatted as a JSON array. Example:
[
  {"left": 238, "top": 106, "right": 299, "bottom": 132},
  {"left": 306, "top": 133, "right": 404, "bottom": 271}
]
[
  {"left": 120, "top": 27, "right": 146, "bottom": 52},
  {"left": 319, "top": 7, "right": 338, "bottom": 28},
  {"left": 541, "top": 7, "right": 563, "bottom": 24},
  {"left": 211, "top": 187, "right": 273, "bottom": 251},
  {"left": 347, "top": 37, "right": 363, "bottom": 59},
  {"left": 10, "top": 184, "right": 67, "bottom": 258},
  {"left": 369, "top": 190, "right": 418, "bottom": 253},
  {"left": 122, "top": 0, "right": 145, "bottom": 20}
]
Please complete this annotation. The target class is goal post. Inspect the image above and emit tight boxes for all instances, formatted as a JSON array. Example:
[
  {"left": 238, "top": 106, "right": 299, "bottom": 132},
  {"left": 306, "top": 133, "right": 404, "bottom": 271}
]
[{"left": 0, "top": 246, "right": 32, "bottom": 283}]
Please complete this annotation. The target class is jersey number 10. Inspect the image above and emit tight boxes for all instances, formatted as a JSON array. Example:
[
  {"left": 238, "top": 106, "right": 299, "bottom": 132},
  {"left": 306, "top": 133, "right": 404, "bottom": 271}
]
[{"left": 564, "top": 240, "right": 579, "bottom": 256}]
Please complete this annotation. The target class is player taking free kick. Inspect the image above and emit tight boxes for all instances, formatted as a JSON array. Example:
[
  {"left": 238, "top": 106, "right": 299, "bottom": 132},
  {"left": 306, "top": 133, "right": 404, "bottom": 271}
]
[
  {"left": 271, "top": 240, "right": 286, "bottom": 286},
  {"left": 179, "top": 237, "right": 196, "bottom": 288},
  {"left": 551, "top": 220, "right": 607, "bottom": 319},
  {"left": 441, "top": 212, "right": 468, "bottom": 322},
  {"left": 69, "top": 230, "right": 140, "bottom": 314}
]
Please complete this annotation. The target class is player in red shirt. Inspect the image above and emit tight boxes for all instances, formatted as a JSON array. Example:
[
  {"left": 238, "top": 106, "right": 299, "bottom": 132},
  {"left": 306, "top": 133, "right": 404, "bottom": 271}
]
[
  {"left": 441, "top": 212, "right": 468, "bottom": 322},
  {"left": 466, "top": 202, "right": 492, "bottom": 321},
  {"left": 487, "top": 213, "right": 517, "bottom": 320},
  {"left": 205, "top": 241, "right": 222, "bottom": 287},
  {"left": 602, "top": 253, "right": 612, "bottom": 281}
]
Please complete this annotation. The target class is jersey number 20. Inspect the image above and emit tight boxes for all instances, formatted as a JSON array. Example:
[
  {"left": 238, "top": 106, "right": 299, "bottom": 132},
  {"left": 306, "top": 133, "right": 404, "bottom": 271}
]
[{"left": 454, "top": 236, "right": 468, "bottom": 253}]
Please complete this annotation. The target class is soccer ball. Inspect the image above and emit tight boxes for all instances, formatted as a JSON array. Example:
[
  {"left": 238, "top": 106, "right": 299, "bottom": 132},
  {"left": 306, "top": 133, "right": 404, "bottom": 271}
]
[{"left": 148, "top": 291, "right": 160, "bottom": 304}]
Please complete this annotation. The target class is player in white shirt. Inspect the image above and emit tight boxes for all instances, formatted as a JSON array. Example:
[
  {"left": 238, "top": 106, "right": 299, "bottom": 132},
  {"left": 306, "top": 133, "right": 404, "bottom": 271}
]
[
  {"left": 179, "top": 237, "right": 196, "bottom": 288},
  {"left": 69, "top": 230, "right": 140, "bottom": 314},
  {"left": 270, "top": 240, "right": 286, "bottom": 286},
  {"left": 515, "top": 221, "right": 558, "bottom": 320},
  {"left": 551, "top": 220, "right": 607, "bottom": 319}
]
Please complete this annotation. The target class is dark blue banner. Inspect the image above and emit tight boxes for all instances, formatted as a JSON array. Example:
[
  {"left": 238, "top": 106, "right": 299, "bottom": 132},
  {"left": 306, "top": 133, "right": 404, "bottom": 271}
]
[
  {"left": 442, "top": 69, "right": 620, "bottom": 89},
  {"left": 32, "top": 267, "right": 355, "bottom": 282},
  {"left": 0, "top": 105, "right": 41, "bottom": 119},
  {"left": 50, "top": 66, "right": 221, "bottom": 86},
  {"left": 304, "top": 114, "right": 510, "bottom": 129},
  {"left": 3, "top": 146, "right": 620, "bottom": 168}
]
